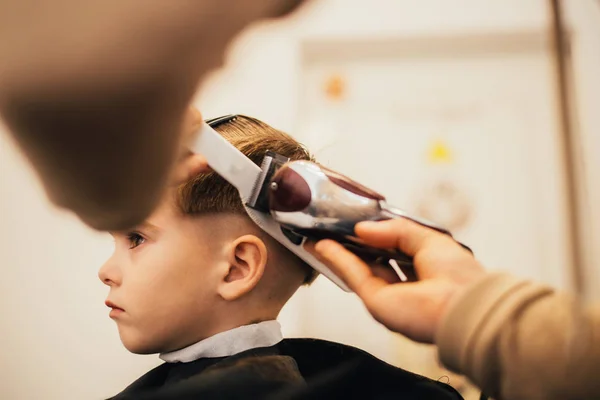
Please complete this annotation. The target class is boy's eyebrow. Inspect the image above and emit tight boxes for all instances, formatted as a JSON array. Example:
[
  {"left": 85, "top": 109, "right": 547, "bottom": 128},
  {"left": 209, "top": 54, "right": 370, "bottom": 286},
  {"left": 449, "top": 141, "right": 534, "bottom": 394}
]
[
  {"left": 109, "top": 221, "right": 161, "bottom": 237},
  {"left": 136, "top": 221, "right": 161, "bottom": 234}
]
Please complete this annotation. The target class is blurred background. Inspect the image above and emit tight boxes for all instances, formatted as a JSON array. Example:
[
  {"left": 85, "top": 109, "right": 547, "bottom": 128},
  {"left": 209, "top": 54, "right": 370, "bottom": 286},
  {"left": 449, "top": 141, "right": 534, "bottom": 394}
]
[{"left": 1, "top": 0, "right": 599, "bottom": 399}]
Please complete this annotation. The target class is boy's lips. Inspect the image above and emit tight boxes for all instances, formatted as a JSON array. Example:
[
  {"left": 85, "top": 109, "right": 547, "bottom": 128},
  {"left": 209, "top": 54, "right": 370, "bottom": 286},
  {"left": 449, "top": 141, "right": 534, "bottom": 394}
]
[{"left": 105, "top": 300, "right": 125, "bottom": 318}]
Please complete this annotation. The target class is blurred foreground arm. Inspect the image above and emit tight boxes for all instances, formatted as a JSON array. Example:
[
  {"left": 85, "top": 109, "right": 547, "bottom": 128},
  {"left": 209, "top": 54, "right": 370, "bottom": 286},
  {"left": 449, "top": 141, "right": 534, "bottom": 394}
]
[
  {"left": 0, "top": 0, "right": 304, "bottom": 230},
  {"left": 312, "top": 219, "right": 600, "bottom": 400}
]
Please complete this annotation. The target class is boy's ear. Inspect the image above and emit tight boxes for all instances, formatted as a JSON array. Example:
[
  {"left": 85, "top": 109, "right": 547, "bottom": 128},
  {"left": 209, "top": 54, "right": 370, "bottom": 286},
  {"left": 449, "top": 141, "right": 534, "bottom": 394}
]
[{"left": 218, "top": 235, "right": 268, "bottom": 301}]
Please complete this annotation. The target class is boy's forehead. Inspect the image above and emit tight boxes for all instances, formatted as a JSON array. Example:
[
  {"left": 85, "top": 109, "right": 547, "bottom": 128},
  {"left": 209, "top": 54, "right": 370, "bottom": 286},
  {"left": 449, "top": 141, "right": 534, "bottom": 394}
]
[{"left": 147, "top": 194, "right": 180, "bottom": 224}]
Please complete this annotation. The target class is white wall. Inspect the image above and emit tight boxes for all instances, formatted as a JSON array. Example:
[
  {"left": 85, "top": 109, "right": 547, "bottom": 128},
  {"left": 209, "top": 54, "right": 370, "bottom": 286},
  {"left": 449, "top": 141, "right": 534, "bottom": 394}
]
[
  {"left": 196, "top": 0, "right": 551, "bottom": 125},
  {"left": 1, "top": 1, "right": 599, "bottom": 399}
]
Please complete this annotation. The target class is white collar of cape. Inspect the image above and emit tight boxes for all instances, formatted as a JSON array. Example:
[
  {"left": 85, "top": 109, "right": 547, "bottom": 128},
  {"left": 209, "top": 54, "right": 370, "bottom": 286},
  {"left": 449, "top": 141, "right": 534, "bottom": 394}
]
[{"left": 159, "top": 320, "right": 283, "bottom": 363}]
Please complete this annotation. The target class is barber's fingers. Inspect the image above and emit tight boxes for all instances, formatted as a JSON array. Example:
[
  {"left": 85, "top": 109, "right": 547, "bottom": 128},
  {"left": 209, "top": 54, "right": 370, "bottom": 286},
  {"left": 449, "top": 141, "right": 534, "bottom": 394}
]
[
  {"left": 312, "top": 239, "right": 388, "bottom": 299},
  {"left": 181, "top": 107, "right": 203, "bottom": 146},
  {"left": 170, "top": 107, "right": 212, "bottom": 185},
  {"left": 355, "top": 218, "right": 453, "bottom": 257},
  {"left": 310, "top": 239, "right": 452, "bottom": 342},
  {"left": 170, "top": 153, "right": 211, "bottom": 186}
]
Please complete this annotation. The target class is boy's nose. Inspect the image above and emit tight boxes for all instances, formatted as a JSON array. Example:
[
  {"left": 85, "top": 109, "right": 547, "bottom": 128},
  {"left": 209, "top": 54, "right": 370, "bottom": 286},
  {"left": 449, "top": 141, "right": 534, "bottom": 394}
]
[{"left": 98, "top": 256, "right": 122, "bottom": 286}]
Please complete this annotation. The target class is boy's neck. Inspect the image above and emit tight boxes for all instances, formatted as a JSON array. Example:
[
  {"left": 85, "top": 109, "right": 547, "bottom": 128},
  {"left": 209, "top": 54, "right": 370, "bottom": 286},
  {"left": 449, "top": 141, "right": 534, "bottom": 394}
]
[
  {"left": 159, "top": 320, "right": 282, "bottom": 363},
  {"left": 164, "top": 304, "right": 281, "bottom": 355},
  {"left": 211, "top": 301, "right": 281, "bottom": 336}
]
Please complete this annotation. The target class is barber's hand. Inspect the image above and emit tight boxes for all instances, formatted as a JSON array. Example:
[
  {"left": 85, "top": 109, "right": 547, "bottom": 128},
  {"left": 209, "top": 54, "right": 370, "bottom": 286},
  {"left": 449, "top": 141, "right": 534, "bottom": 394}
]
[
  {"left": 310, "top": 219, "right": 486, "bottom": 344},
  {"left": 170, "top": 107, "right": 211, "bottom": 185}
]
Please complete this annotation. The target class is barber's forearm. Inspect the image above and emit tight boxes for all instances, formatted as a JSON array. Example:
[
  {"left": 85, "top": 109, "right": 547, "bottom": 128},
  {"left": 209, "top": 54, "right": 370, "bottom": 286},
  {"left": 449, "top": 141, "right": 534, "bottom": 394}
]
[
  {"left": 0, "top": 0, "right": 305, "bottom": 230},
  {"left": 437, "top": 273, "right": 600, "bottom": 400}
]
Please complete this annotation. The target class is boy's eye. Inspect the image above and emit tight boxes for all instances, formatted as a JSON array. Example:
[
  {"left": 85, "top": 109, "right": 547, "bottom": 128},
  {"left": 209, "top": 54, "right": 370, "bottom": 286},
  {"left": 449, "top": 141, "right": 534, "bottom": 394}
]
[{"left": 126, "top": 232, "right": 146, "bottom": 249}]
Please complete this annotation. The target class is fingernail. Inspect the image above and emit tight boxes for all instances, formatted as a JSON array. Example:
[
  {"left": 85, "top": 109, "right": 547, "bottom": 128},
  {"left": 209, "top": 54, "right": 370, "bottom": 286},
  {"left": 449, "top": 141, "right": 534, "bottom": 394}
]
[{"left": 314, "top": 239, "right": 332, "bottom": 253}]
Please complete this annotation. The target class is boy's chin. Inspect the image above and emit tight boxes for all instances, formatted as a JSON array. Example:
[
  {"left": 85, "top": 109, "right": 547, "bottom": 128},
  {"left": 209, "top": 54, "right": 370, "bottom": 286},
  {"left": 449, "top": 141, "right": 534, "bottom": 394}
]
[
  {"left": 119, "top": 331, "right": 166, "bottom": 355},
  {"left": 125, "top": 344, "right": 159, "bottom": 355}
]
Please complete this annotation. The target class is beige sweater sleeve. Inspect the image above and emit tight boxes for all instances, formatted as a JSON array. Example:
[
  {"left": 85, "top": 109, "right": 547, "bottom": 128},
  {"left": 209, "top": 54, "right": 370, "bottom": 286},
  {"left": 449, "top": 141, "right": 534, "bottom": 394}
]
[{"left": 436, "top": 273, "right": 600, "bottom": 400}]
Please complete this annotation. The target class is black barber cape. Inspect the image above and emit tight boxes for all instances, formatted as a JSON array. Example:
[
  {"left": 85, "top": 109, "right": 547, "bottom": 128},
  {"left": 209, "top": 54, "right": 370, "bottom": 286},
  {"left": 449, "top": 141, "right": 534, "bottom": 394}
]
[{"left": 109, "top": 338, "right": 464, "bottom": 400}]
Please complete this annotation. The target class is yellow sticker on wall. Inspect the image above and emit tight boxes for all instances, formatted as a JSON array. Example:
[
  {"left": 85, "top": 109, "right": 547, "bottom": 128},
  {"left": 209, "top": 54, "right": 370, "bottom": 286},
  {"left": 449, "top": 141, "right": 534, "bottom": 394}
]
[{"left": 427, "top": 139, "right": 453, "bottom": 164}]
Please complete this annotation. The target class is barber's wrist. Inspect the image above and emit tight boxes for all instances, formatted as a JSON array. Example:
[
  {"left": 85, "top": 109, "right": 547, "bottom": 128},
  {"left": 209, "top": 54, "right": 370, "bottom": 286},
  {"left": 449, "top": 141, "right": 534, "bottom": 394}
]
[{"left": 435, "top": 273, "right": 522, "bottom": 373}]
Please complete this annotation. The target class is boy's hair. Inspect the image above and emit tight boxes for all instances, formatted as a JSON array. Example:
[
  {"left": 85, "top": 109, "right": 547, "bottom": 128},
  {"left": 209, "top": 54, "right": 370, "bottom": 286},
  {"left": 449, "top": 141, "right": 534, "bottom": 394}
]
[{"left": 177, "top": 115, "right": 318, "bottom": 285}]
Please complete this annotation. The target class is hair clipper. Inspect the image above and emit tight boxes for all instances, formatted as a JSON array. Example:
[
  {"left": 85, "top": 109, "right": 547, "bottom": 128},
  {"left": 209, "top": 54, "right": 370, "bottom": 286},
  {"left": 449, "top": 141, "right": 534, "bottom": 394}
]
[{"left": 246, "top": 152, "right": 471, "bottom": 282}]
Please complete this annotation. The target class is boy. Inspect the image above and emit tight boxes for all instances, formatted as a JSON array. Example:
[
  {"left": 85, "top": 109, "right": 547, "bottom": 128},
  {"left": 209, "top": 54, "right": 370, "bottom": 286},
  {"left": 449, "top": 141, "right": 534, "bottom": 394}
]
[{"left": 100, "top": 115, "right": 463, "bottom": 399}]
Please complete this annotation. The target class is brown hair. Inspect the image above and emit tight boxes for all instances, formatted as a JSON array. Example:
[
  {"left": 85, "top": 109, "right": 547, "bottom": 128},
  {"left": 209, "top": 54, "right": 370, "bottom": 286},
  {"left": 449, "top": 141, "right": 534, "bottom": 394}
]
[{"left": 177, "top": 115, "right": 318, "bottom": 285}]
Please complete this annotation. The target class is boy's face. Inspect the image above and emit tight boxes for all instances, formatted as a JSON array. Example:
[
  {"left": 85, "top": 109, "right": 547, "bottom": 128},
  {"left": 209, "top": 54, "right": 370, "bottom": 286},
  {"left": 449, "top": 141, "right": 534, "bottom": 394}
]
[{"left": 99, "top": 197, "right": 227, "bottom": 354}]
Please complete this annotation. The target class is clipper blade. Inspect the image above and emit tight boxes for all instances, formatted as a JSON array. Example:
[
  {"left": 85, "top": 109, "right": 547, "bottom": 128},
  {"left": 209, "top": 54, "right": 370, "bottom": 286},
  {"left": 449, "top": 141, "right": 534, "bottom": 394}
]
[{"left": 247, "top": 151, "right": 290, "bottom": 212}]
